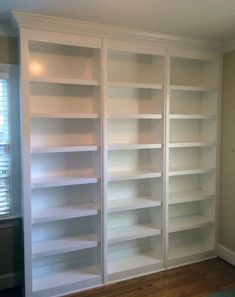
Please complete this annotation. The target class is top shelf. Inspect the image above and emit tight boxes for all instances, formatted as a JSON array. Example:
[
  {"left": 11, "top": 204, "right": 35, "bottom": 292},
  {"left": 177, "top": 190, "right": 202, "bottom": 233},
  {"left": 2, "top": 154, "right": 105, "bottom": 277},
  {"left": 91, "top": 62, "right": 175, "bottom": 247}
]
[
  {"left": 108, "top": 81, "right": 163, "bottom": 90},
  {"left": 30, "top": 77, "right": 99, "bottom": 86}
]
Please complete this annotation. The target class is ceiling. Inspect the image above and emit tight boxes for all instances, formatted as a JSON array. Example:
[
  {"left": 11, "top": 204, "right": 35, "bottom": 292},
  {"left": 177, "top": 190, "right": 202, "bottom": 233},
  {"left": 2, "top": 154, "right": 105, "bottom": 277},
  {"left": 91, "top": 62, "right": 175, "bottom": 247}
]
[{"left": 0, "top": 0, "right": 235, "bottom": 40}]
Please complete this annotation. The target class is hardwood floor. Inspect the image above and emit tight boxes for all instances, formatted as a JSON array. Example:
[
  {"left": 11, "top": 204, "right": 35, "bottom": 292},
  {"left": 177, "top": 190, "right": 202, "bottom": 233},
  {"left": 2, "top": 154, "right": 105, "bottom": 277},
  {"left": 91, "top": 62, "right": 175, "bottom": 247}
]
[{"left": 70, "top": 258, "right": 235, "bottom": 297}]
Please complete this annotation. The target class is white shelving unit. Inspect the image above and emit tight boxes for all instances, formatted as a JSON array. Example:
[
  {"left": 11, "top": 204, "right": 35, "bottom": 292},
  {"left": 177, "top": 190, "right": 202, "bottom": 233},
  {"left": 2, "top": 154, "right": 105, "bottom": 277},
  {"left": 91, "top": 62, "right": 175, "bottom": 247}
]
[
  {"left": 104, "top": 41, "right": 165, "bottom": 282},
  {"left": 166, "top": 49, "right": 220, "bottom": 267},
  {"left": 15, "top": 11, "right": 221, "bottom": 297},
  {"left": 19, "top": 31, "right": 103, "bottom": 297}
]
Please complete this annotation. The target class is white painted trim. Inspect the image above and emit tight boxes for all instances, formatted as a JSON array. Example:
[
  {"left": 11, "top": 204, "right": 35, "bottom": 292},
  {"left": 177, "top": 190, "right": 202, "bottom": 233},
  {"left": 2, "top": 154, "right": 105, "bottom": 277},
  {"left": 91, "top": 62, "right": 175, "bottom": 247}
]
[
  {"left": 217, "top": 244, "right": 235, "bottom": 266},
  {"left": 11, "top": 11, "right": 224, "bottom": 52},
  {"left": 224, "top": 38, "right": 235, "bottom": 53},
  {"left": 0, "top": 271, "right": 24, "bottom": 290}
]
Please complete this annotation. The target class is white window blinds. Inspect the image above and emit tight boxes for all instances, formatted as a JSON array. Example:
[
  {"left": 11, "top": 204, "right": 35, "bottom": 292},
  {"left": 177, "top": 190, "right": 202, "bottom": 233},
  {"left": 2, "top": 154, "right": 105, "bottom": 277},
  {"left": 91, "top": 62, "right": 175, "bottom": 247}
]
[{"left": 0, "top": 78, "right": 10, "bottom": 216}]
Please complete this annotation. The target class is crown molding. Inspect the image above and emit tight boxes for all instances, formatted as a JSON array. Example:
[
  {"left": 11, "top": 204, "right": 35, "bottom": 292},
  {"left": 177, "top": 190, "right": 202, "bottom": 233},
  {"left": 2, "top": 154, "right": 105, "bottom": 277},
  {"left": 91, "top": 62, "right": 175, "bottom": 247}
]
[
  {"left": 11, "top": 11, "right": 224, "bottom": 52},
  {"left": 224, "top": 37, "right": 235, "bottom": 53}
]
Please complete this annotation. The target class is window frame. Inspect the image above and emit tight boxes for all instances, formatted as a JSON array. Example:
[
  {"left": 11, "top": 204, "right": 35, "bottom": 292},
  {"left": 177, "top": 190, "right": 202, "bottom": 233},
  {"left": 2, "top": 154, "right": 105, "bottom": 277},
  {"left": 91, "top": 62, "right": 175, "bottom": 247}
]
[{"left": 0, "top": 63, "right": 20, "bottom": 219}]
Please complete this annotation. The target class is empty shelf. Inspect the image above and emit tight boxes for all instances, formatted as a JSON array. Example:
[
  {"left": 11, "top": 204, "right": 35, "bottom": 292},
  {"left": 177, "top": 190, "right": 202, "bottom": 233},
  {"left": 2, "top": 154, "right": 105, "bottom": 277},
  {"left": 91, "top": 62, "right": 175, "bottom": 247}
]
[
  {"left": 32, "top": 203, "right": 99, "bottom": 224},
  {"left": 30, "top": 76, "right": 99, "bottom": 86},
  {"left": 169, "top": 165, "right": 214, "bottom": 176},
  {"left": 169, "top": 214, "right": 213, "bottom": 233},
  {"left": 31, "top": 113, "right": 98, "bottom": 119},
  {"left": 169, "top": 141, "right": 215, "bottom": 148},
  {"left": 169, "top": 189, "right": 214, "bottom": 204},
  {"left": 170, "top": 85, "right": 217, "bottom": 92},
  {"left": 108, "top": 197, "right": 161, "bottom": 213},
  {"left": 32, "top": 234, "right": 99, "bottom": 258},
  {"left": 109, "top": 114, "right": 162, "bottom": 119},
  {"left": 108, "top": 170, "right": 162, "bottom": 182},
  {"left": 108, "top": 143, "right": 162, "bottom": 150},
  {"left": 108, "top": 81, "right": 163, "bottom": 90},
  {"left": 108, "top": 254, "right": 162, "bottom": 275},
  {"left": 169, "top": 114, "right": 215, "bottom": 120},
  {"left": 31, "top": 174, "right": 99, "bottom": 189},
  {"left": 31, "top": 145, "right": 99, "bottom": 154},
  {"left": 33, "top": 265, "right": 101, "bottom": 293},
  {"left": 169, "top": 242, "right": 213, "bottom": 260},
  {"left": 108, "top": 224, "right": 161, "bottom": 244}
]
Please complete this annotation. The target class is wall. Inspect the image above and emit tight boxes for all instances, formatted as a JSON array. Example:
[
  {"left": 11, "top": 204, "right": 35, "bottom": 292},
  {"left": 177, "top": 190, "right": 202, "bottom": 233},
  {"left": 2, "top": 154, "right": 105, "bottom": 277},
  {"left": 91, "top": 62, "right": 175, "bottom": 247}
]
[
  {"left": 219, "top": 50, "right": 235, "bottom": 254},
  {"left": 0, "top": 35, "right": 24, "bottom": 290}
]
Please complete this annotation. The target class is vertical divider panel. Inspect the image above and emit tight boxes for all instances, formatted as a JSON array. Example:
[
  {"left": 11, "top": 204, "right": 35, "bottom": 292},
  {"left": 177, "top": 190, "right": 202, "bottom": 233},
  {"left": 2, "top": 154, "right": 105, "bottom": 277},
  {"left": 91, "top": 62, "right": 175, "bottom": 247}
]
[
  {"left": 20, "top": 28, "right": 33, "bottom": 297},
  {"left": 101, "top": 39, "right": 108, "bottom": 283},
  {"left": 164, "top": 50, "right": 171, "bottom": 266}
]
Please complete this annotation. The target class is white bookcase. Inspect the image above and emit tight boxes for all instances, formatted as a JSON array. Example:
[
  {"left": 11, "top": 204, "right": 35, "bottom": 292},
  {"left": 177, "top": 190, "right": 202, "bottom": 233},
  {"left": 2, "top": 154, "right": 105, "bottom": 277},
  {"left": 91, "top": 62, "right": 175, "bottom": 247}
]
[
  {"left": 166, "top": 49, "right": 220, "bottom": 267},
  {"left": 104, "top": 41, "right": 165, "bottom": 282},
  {"left": 14, "top": 12, "right": 221, "bottom": 297}
]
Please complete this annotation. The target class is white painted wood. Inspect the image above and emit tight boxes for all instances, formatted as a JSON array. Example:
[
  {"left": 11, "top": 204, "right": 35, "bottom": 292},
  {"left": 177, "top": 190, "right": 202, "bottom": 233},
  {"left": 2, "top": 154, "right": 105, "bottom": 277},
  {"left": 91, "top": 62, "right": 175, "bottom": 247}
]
[
  {"left": 30, "top": 77, "right": 99, "bottom": 86},
  {"left": 31, "top": 113, "right": 99, "bottom": 119},
  {"left": 108, "top": 114, "right": 162, "bottom": 119},
  {"left": 32, "top": 234, "right": 99, "bottom": 258},
  {"left": 169, "top": 114, "right": 215, "bottom": 120},
  {"left": 169, "top": 141, "right": 215, "bottom": 148},
  {"left": 217, "top": 244, "right": 235, "bottom": 266},
  {"left": 169, "top": 214, "right": 213, "bottom": 233},
  {"left": 169, "top": 165, "right": 214, "bottom": 176},
  {"left": 31, "top": 175, "right": 99, "bottom": 189},
  {"left": 108, "top": 224, "right": 161, "bottom": 244},
  {"left": 108, "top": 255, "right": 162, "bottom": 275},
  {"left": 33, "top": 265, "right": 101, "bottom": 293},
  {"left": 108, "top": 82, "right": 163, "bottom": 90},
  {"left": 108, "top": 197, "right": 161, "bottom": 213},
  {"left": 108, "top": 143, "right": 162, "bottom": 150},
  {"left": 170, "top": 85, "right": 217, "bottom": 92},
  {"left": 31, "top": 145, "right": 99, "bottom": 154},
  {"left": 32, "top": 203, "right": 99, "bottom": 223},
  {"left": 108, "top": 170, "right": 162, "bottom": 182},
  {"left": 169, "top": 189, "right": 214, "bottom": 204}
]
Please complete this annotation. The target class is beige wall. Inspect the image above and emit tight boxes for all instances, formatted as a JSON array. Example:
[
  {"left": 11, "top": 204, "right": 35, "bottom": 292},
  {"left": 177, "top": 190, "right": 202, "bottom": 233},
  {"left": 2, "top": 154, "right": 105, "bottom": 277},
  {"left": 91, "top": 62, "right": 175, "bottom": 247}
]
[{"left": 220, "top": 50, "right": 235, "bottom": 252}]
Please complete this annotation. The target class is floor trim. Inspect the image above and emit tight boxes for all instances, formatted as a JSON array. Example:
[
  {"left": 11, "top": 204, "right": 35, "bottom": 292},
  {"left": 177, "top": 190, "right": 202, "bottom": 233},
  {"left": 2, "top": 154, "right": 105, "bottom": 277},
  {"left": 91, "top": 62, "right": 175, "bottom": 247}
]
[{"left": 217, "top": 244, "right": 235, "bottom": 266}]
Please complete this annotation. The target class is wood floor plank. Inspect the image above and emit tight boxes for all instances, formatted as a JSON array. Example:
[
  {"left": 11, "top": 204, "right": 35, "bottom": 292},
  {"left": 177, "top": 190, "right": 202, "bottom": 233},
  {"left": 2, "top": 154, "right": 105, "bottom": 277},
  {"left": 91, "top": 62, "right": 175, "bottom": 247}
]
[{"left": 69, "top": 258, "right": 235, "bottom": 297}]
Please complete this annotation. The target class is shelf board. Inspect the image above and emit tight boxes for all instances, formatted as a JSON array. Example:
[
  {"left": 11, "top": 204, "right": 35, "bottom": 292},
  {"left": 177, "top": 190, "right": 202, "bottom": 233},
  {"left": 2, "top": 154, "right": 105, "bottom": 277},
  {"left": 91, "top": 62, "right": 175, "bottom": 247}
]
[
  {"left": 169, "top": 189, "right": 214, "bottom": 205},
  {"left": 31, "top": 174, "right": 99, "bottom": 189},
  {"left": 170, "top": 85, "right": 217, "bottom": 92},
  {"left": 32, "top": 234, "right": 99, "bottom": 259},
  {"left": 169, "top": 114, "right": 215, "bottom": 120},
  {"left": 31, "top": 144, "right": 99, "bottom": 154},
  {"left": 169, "top": 214, "right": 213, "bottom": 233},
  {"left": 108, "top": 81, "right": 163, "bottom": 90},
  {"left": 32, "top": 203, "right": 99, "bottom": 224},
  {"left": 108, "top": 224, "right": 161, "bottom": 244},
  {"left": 169, "top": 141, "right": 215, "bottom": 148},
  {"left": 109, "top": 114, "right": 162, "bottom": 119},
  {"left": 108, "top": 169, "right": 162, "bottom": 182},
  {"left": 33, "top": 265, "right": 101, "bottom": 293},
  {"left": 30, "top": 76, "right": 99, "bottom": 86},
  {"left": 108, "top": 143, "right": 162, "bottom": 150},
  {"left": 108, "top": 197, "right": 162, "bottom": 213},
  {"left": 30, "top": 113, "right": 99, "bottom": 119},
  {"left": 169, "top": 165, "right": 214, "bottom": 176},
  {"left": 168, "top": 242, "right": 213, "bottom": 260},
  {"left": 108, "top": 254, "right": 162, "bottom": 275}
]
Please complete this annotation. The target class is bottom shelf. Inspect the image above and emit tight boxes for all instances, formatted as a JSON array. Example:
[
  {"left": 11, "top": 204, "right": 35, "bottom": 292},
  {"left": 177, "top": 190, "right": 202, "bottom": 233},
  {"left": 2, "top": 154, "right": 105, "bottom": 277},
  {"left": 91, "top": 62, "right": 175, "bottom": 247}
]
[
  {"left": 108, "top": 254, "right": 162, "bottom": 275},
  {"left": 167, "top": 227, "right": 215, "bottom": 267},
  {"left": 33, "top": 266, "right": 101, "bottom": 296}
]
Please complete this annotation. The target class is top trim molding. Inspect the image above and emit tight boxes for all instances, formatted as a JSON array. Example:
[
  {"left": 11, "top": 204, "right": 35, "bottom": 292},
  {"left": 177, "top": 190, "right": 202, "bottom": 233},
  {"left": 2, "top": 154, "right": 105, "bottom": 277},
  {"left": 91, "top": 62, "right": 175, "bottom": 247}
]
[{"left": 12, "top": 11, "right": 224, "bottom": 52}]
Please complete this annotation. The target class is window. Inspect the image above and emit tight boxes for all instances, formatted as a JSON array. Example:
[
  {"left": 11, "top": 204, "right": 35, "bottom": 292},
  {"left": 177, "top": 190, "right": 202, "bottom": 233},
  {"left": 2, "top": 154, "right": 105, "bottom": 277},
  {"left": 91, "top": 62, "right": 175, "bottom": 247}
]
[{"left": 0, "top": 77, "right": 10, "bottom": 216}]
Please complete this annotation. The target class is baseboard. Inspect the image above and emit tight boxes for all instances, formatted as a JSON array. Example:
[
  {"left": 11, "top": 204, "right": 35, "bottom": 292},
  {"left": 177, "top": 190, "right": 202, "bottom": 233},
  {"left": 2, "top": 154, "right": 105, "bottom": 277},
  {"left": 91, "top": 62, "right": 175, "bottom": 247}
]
[
  {"left": 217, "top": 244, "right": 235, "bottom": 266},
  {"left": 0, "top": 271, "right": 24, "bottom": 290}
]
